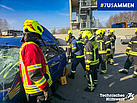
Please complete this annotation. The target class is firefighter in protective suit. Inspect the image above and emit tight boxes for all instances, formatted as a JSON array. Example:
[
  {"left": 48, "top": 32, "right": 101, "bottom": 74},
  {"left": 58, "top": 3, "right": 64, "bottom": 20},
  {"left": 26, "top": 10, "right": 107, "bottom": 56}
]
[
  {"left": 20, "top": 19, "right": 53, "bottom": 103},
  {"left": 119, "top": 28, "right": 137, "bottom": 78},
  {"left": 68, "top": 35, "right": 86, "bottom": 79},
  {"left": 107, "top": 29, "right": 116, "bottom": 65},
  {"left": 82, "top": 30, "right": 99, "bottom": 92},
  {"left": 66, "top": 30, "right": 73, "bottom": 60},
  {"left": 96, "top": 29, "right": 111, "bottom": 74}
]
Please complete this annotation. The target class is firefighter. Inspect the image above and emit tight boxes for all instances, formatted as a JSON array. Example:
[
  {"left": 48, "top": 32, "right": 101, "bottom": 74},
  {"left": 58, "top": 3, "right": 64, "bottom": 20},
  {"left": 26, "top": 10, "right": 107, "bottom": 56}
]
[
  {"left": 68, "top": 35, "right": 86, "bottom": 79},
  {"left": 20, "top": 19, "right": 53, "bottom": 103},
  {"left": 96, "top": 29, "right": 111, "bottom": 74},
  {"left": 66, "top": 30, "right": 73, "bottom": 56},
  {"left": 107, "top": 29, "right": 116, "bottom": 65},
  {"left": 66, "top": 30, "right": 73, "bottom": 62},
  {"left": 82, "top": 30, "right": 99, "bottom": 92},
  {"left": 119, "top": 28, "right": 137, "bottom": 78}
]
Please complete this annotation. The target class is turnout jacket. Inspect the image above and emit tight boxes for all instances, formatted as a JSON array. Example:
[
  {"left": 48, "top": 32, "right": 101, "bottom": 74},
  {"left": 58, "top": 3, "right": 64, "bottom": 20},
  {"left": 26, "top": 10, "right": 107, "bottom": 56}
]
[
  {"left": 107, "top": 34, "right": 116, "bottom": 49},
  {"left": 84, "top": 39, "right": 99, "bottom": 65},
  {"left": 126, "top": 36, "right": 137, "bottom": 56},
  {"left": 71, "top": 37, "right": 84, "bottom": 59},
  {"left": 19, "top": 42, "right": 53, "bottom": 95},
  {"left": 96, "top": 36, "right": 111, "bottom": 54}
]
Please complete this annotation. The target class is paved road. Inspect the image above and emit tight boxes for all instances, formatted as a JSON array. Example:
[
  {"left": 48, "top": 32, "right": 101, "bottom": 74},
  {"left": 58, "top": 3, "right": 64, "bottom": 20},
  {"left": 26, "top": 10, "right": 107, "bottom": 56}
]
[{"left": 50, "top": 36, "right": 137, "bottom": 103}]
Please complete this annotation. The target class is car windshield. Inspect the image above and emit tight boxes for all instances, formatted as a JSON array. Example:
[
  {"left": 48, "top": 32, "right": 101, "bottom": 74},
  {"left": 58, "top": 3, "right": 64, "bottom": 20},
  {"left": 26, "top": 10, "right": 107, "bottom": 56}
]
[{"left": 0, "top": 45, "right": 20, "bottom": 85}]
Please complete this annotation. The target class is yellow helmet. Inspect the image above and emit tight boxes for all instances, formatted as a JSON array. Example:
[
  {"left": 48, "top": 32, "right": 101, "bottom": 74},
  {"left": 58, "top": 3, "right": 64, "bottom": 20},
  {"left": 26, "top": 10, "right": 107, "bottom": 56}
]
[
  {"left": 134, "top": 28, "right": 137, "bottom": 35},
  {"left": 68, "top": 30, "right": 73, "bottom": 35},
  {"left": 79, "top": 31, "right": 84, "bottom": 35},
  {"left": 109, "top": 29, "right": 114, "bottom": 35},
  {"left": 23, "top": 19, "right": 43, "bottom": 35},
  {"left": 82, "top": 30, "right": 93, "bottom": 40},
  {"left": 96, "top": 29, "right": 102, "bottom": 36},
  {"left": 101, "top": 29, "right": 106, "bottom": 35}
]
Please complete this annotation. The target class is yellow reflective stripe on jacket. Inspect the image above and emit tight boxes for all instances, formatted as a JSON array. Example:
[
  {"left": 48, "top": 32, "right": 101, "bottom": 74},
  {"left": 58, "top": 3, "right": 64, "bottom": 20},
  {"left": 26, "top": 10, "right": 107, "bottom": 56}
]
[
  {"left": 96, "top": 40, "right": 104, "bottom": 42},
  {"left": 72, "top": 47, "right": 77, "bottom": 49},
  {"left": 86, "top": 52, "right": 93, "bottom": 55},
  {"left": 105, "top": 41, "right": 111, "bottom": 44},
  {"left": 130, "top": 50, "right": 137, "bottom": 56},
  {"left": 45, "top": 60, "right": 53, "bottom": 87},
  {"left": 34, "top": 76, "right": 46, "bottom": 87},
  {"left": 25, "top": 88, "right": 42, "bottom": 94},
  {"left": 76, "top": 41, "right": 82, "bottom": 43},
  {"left": 132, "top": 41, "right": 137, "bottom": 43},
  {"left": 126, "top": 47, "right": 131, "bottom": 50},
  {"left": 99, "top": 50, "right": 107, "bottom": 54},
  {"left": 27, "top": 64, "right": 42, "bottom": 72},
  {"left": 76, "top": 55, "right": 84, "bottom": 58},
  {"left": 129, "top": 42, "right": 132, "bottom": 44},
  {"left": 85, "top": 59, "right": 99, "bottom": 65},
  {"left": 20, "top": 61, "right": 28, "bottom": 85}
]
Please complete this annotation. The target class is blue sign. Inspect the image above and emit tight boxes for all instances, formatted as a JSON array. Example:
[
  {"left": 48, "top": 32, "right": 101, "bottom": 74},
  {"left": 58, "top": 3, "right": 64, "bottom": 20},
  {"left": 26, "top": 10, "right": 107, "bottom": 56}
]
[{"left": 97, "top": 0, "right": 137, "bottom": 10}]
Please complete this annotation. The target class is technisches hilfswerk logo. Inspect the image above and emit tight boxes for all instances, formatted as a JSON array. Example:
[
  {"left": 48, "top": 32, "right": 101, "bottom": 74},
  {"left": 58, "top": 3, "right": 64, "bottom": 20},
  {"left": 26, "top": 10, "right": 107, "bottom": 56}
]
[{"left": 100, "top": 93, "right": 134, "bottom": 102}]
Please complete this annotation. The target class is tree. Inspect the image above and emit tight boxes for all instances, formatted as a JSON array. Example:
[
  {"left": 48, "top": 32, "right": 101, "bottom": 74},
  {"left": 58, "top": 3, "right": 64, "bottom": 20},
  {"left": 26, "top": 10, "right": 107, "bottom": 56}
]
[{"left": 105, "top": 11, "right": 137, "bottom": 27}]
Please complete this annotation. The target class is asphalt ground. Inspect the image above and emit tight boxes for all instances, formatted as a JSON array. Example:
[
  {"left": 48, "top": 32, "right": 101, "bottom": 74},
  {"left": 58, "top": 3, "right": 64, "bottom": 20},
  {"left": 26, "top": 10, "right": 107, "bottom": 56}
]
[{"left": 50, "top": 36, "right": 137, "bottom": 103}]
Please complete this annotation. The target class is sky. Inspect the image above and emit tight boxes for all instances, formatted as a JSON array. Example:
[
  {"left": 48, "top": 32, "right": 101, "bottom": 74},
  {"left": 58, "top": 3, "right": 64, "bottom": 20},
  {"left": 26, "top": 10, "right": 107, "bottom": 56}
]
[{"left": 0, "top": 0, "right": 124, "bottom": 31}]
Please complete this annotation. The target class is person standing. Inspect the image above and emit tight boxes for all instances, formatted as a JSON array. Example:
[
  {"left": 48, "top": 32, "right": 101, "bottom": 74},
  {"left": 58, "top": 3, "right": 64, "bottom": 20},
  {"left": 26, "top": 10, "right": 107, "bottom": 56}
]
[
  {"left": 68, "top": 35, "right": 86, "bottom": 79},
  {"left": 107, "top": 29, "right": 116, "bottom": 65},
  {"left": 96, "top": 29, "right": 111, "bottom": 74},
  {"left": 20, "top": 19, "right": 53, "bottom": 103},
  {"left": 119, "top": 28, "right": 137, "bottom": 78},
  {"left": 82, "top": 30, "right": 99, "bottom": 92}
]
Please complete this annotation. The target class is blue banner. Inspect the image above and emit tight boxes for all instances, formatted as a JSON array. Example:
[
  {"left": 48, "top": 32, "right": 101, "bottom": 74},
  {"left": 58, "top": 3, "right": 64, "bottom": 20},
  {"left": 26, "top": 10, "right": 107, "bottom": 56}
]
[{"left": 97, "top": 0, "right": 137, "bottom": 11}]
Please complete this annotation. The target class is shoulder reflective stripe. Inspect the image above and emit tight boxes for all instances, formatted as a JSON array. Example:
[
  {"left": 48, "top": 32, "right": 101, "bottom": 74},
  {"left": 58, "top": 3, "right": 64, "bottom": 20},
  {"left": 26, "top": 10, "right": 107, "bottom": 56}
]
[
  {"left": 72, "top": 47, "right": 77, "bottom": 49},
  {"left": 132, "top": 41, "right": 137, "bottom": 43},
  {"left": 20, "top": 42, "right": 38, "bottom": 52},
  {"left": 129, "top": 42, "right": 132, "bottom": 44},
  {"left": 86, "top": 52, "right": 93, "bottom": 55},
  {"left": 130, "top": 51, "right": 137, "bottom": 56},
  {"left": 27, "top": 64, "right": 42, "bottom": 72},
  {"left": 71, "top": 70, "right": 76, "bottom": 73},
  {"left": 99, "top": 50, "right": 107, "bottom": 54},
  {"left": 76, "top": 55, "right": 84, "bottom": 58},
  {"left": 76, "top": 41, "right": 82, "bottom": 43},
  {"left": 34, "top": 76, "right": 47, "bottom": 87},
  {"left": 126, "top": 47, "right": 131, "bottom": 50},
  {"left": 105, "top": 41, "right": 111, "bottom": 44}
]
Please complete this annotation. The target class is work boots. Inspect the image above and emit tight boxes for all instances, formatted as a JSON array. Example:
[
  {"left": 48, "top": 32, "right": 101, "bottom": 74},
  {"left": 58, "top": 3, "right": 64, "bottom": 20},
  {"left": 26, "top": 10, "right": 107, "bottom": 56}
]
[
  {"left": 119, "top": 69, "right": 128, "bottom": 74},
  {"left": 68, "top": 73, "right": 75, "bottom": 79}
]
